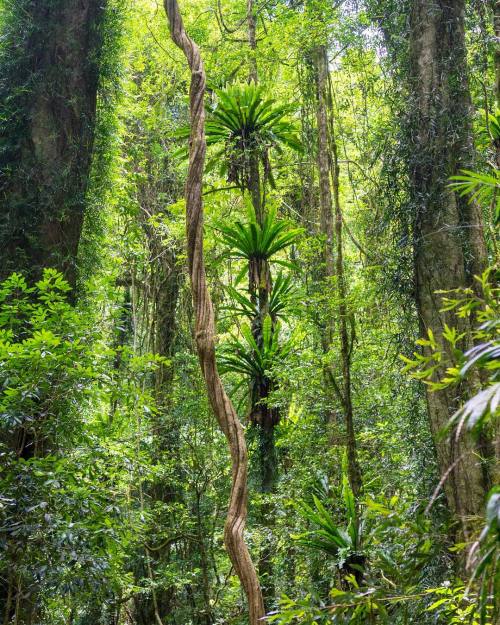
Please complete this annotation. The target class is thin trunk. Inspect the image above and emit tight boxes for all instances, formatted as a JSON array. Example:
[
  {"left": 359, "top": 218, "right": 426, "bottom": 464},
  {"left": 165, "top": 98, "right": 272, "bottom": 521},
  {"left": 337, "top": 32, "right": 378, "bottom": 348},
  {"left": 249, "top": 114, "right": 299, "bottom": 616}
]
[
  {"left": 3, "top": 576, "right": 13, "bottom": 625},
  {"left": 244, "top": 7, "right": 277, "bottom": 602},
  {"left": 409, "top": 0, "right": 489, "bottom": 534},
  {"left": 248, "top": 155, "right": 263, "bottom": 224},
  {"left": 133, "top": 163, "right": 182, "bottom": 624},
  {"left": 132, "top": 251, "right": 181, "bottom": 625},
  {"left": 163, "top": 3, "right": 265, "bottom": 624},
  {"left": 490, "top": 1, "right": 500, "bottom": 477},
  {"left": 195, "top": 490, "right": 214, "bottom": 625},
  {"left": 315, "top": 46, "right": 335, "bottom": 284},
  {"left": 314, "top": 44, "right": 361, "bottom": 496},
  {"left": 247, "top": 0, "right": 258, "bottom": 83},
  {"left": 330, "top": 110, "right": 362, "bottom": 499},
  {"left": 109, "top": 285, "right": 132, "bottom": 423}
]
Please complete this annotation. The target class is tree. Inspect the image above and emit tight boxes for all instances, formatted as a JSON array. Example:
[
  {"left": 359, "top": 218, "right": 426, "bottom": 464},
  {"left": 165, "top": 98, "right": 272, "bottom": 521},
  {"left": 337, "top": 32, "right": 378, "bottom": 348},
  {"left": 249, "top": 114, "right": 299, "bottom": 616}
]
[
  {"left": 0, "top": 0, "right": 108, "bottom": 291},
  {"left": 201, "top": 80, "right": 301, "bottom": 603},
  {"left": 408, "top": 0, "right": 490, "bottom": 533},
  {"left": 312, "top": 42, "right": 362, "bottom": 498}
]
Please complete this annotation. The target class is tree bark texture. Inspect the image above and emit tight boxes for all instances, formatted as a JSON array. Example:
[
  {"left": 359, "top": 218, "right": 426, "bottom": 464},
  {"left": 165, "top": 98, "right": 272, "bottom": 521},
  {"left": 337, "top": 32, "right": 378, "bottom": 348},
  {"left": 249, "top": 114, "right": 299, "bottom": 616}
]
[
  {"left": 0, "top": 0, "right": 107, "bottom": 290},
  {"left": 409, "top": 0, "right": 489, "bottom": 529},
  {"left": 163, "top": 2, "right": 265, "bottom": 623}
]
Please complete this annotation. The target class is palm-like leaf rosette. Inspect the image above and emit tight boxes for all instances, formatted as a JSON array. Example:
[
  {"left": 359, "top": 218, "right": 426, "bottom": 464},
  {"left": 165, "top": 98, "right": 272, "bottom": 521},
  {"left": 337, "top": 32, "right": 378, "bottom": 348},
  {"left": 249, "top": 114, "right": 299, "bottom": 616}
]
[
  {"left": 176, "top": 83, "right": 302, "bottom": 186},
  {"left": 217, "top": 207, "right": 302, "bottom": 268}
]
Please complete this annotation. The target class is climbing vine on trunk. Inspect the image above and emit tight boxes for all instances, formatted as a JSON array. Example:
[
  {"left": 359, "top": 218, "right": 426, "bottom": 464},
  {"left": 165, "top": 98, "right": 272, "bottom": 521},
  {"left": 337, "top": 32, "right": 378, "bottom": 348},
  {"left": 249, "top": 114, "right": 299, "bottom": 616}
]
[{"left": 162, "top": 1, "right": 265, "bottom": 622}]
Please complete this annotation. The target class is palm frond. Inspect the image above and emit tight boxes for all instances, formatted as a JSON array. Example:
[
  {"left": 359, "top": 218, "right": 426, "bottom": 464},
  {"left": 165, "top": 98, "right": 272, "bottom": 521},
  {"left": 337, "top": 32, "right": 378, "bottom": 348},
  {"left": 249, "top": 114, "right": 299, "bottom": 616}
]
[
  {"left": 218, "top": 317, "right": 292, "bottom": 380},
  {"left": 217, "top": 208, "right": 302, "bottom": 262}
]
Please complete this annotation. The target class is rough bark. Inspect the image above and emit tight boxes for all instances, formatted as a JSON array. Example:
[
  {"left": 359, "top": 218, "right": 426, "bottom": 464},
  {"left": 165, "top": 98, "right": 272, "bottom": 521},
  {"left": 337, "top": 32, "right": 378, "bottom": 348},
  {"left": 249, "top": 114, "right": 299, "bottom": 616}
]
[
  {"left": 0, "top": 0, "right": 107, "bottom": 290},
  {"left": 162, "top": 2, "right": 265, "bottom": 623},
  {"left": 314, "top": 45, "right": 337, "bottom": 428},
  {"left": 409, "top": 0, "right": 488, "bottom": 530}
]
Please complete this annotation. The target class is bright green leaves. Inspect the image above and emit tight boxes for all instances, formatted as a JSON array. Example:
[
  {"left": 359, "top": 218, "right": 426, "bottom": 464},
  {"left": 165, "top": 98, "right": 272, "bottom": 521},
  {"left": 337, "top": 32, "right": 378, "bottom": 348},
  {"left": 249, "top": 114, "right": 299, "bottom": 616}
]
[
  {"left": 450, "top": 169, "right": 500, "bottom": 223},
  {"left": 0, "top": 269, "right": 159, "bottom": 611},
  {"left": 219, "top": 315, "right": 293, "bottom": 381},
  {"left": 292, "top": 463, "right": 363, "bottom": 569},
  {"left": 216, "top": 206, "right": 300, "bottom": 417},
  {"left": 449, "top": 110, "right": 500, "bottom": 223},
  {"left": 205, "top": 82, "right": 302, "bottom": 152},
  {"left": 483, "top": 109, "right": 500, "bottom": 142},
  {"left": 176, "top": 82, "right": 302, "bottom": 186},
  {"left": 217, "top": 207, "right": 302, "bottom": 263},
  {"left": 424, "top": 583, "right": 491, "bottom": 625},
  {"left": 402, "top": 269, "right": 500, "bottom": 434},
  {"left": 401, "top": 270, "right": 500, "bottom": 623},
  {"left": 465, "top": 485, "right": 500, "bottom": 625},
  {"left": 293, "top": 494, "right": 352, "bottom": 556}
]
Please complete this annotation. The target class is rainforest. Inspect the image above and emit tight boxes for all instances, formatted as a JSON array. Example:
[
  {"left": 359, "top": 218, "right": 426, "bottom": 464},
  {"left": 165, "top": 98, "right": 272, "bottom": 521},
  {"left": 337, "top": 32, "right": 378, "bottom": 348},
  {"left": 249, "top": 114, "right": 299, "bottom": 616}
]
[{"left": 0, "top": 0, "right": 498, "bottom": 624}]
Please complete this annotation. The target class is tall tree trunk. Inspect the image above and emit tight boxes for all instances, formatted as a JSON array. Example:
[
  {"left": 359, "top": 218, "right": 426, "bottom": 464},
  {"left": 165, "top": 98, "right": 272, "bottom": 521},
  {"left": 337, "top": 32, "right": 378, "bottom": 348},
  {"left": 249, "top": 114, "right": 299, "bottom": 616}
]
[
  {"left": 489, "top": 0, "right": 500, "bottom": 477},
  {"left": 247, "top": 0, "right": 258, "bottom": 83},
  {"left": 329, "top": 100, "right": 362, "bottom": 500},
  {"left": 244, "top": 4, "right": 278, "bottom": 603},
  {"left": 313, "top": 45, "right": 337, "bottom": 427},
  {"left": 163, "top": 3, "right": 265, "bottom": 624},
  {"left": 0, "top": 0, "right": 107, "bottom": 290},
  {"left": 315, "top": 47, "right": 335, "bottom": 284},
  {"left": 409, "top": 0, "right": 489, "bottom": 533},
  {"left": 314, "top": 44, "right": 361, "bottom": 496}
]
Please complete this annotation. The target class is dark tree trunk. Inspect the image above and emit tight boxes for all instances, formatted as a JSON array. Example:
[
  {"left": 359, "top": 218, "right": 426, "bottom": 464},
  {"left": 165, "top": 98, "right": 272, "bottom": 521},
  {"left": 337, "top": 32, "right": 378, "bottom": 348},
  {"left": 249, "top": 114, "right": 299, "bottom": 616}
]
[
  {"left": 247, "top": 245, "right": 278, "bottom": 607},
  {"left": 408, "top": 0, "right": 489, "bottom": 533},
  {"left": 331, "top": 123, "right": 362, "bottom": 500},
  {"left": 242, "top": 17, "right": 278, "bottom": 603},
  {"left": 493, "top": 1, "right": 500, "bottom": 109},
  {"left": 0, "top": 0, "right": 107, "bottom": 290}
]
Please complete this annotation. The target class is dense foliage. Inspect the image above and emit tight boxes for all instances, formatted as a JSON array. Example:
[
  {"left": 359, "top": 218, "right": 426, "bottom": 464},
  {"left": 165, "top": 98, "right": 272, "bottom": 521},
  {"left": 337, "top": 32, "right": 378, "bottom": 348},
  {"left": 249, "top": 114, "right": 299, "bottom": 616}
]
[{"left": 0, "top": 1, "right": 498, "bottom": 624}]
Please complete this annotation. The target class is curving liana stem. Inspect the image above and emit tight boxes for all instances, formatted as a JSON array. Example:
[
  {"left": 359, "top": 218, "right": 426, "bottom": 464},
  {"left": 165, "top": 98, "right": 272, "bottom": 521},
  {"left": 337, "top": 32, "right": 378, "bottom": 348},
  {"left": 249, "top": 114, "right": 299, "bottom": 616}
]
[{"left": 162, "top": 1, "right": 265, "bottom": 623}]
